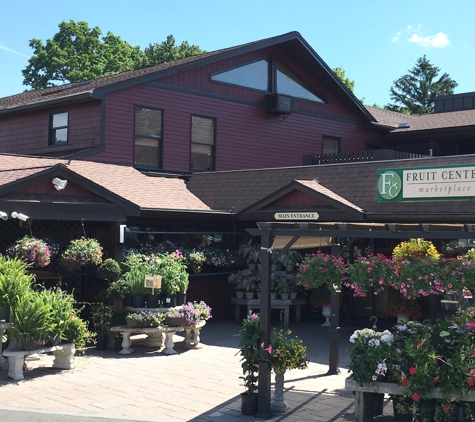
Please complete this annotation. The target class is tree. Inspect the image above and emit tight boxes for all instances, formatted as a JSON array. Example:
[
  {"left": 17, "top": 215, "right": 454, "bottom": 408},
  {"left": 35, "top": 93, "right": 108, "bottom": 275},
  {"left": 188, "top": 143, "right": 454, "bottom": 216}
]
[
  {"left": 333, "top": 67, "right": 355, "bottom": 94},
  {"left": 141, "top": 35, "right": 205, "bottom": 67},
  {"left": 387, "top": 55, "right": 458, "bottom": 114},
  {"left": 22, "top": 21, "right": 205, "bottom": 90}
]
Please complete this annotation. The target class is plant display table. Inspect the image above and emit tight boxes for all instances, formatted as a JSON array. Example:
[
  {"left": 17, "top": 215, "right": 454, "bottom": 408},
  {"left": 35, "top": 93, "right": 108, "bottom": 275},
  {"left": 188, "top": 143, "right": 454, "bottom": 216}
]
[
  {"left": 0, "top": 322, "right": 11, "bottom": 370},
  {"left": 231, "top": 298, "right": 305, "bottom": 327},
  {"left": 345, "top": 378, "right": 475, "bottom": 422},
  {"left": 2, "top": 343, "right": 75, "bottom": 381},
  {"left": 110, "top": 325, "right": 184, "bottom": 355}
]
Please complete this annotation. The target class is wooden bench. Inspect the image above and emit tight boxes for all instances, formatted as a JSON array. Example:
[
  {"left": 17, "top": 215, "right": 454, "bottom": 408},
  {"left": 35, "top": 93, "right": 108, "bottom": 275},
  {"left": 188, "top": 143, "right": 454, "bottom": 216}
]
[
  {"left": 110, "top": 325, "right": 184, "bottom": 355},
  {"left": 2, "top": 343, "right": 75, "bottom": 381},
  {"left": 231, "top": 298, "right": 306, "bottom": 327},
  {"left": 345, "top": 378, "right": 475, "bottom": 422}
]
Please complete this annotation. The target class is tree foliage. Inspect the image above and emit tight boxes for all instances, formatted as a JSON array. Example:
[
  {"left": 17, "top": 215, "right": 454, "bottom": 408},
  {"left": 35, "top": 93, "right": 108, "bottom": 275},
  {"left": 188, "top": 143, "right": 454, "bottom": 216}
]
[
  {"left": 22, "top": 20, "right": 205, "bottom": 90},
  {"left": 386, "top": 55, "right": 458, "bottom": 114},
  {"left": 333, "top": 67, "right": 355, "bottom": 93}
]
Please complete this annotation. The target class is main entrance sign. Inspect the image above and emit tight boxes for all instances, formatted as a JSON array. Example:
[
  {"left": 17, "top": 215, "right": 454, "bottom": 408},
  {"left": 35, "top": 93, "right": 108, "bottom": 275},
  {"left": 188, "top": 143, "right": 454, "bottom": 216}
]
[
  {"left": 274, "top": 212, "right": 319, "bottom": 220},
  {"left": 378, "top": 164, "right": 475, "bottom": 201}
]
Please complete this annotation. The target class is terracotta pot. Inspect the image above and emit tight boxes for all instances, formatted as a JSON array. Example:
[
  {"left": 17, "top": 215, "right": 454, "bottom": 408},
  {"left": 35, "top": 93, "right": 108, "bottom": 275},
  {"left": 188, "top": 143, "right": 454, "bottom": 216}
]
[{"left": 165, "top": 316, "right": 188, "bottom": 327}]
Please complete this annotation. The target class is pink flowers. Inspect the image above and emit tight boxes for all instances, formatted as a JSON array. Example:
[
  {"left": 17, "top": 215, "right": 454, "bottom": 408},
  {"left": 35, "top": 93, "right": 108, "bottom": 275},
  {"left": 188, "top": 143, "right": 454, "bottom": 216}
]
[
  {"left": 412, "top": 393, "right": 420, "bottom": 401},
  {"left": 409, "top": 366, "right": 417, "bottom": 374}
]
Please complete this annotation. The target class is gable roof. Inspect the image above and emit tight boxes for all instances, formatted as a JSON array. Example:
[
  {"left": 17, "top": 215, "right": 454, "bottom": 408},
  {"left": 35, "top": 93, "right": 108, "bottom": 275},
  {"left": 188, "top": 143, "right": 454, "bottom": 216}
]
[
  {"left": 186, "top": 154, "right": 475, "bottom": 222},
  {"left": 0, "top": 154, "right": 213, "bottom": 214},
  {"left": 0, "top": 32, "right": 373, "bottom": 121},
  {"left": 366, "top": 105, "right": 475, "bottom": 133}
]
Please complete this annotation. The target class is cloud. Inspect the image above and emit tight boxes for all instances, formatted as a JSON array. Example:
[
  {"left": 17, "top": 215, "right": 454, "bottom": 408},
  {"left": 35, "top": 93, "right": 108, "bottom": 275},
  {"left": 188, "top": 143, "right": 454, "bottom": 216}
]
[
  {"left": 392, "top": 26, "right": 450, "bottom": 48},
  {"left": 0, "top": 45, "right": 29, "bottom": 58},
  {"left": 392, "top": 31, "right": 401, "bottom": 42}
]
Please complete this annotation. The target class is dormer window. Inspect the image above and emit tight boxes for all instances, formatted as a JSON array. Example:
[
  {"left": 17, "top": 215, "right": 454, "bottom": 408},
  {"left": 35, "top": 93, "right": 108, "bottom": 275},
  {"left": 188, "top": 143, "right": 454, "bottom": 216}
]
[{"left": 49, "top": 112, "right": 68, "bottom": 145}]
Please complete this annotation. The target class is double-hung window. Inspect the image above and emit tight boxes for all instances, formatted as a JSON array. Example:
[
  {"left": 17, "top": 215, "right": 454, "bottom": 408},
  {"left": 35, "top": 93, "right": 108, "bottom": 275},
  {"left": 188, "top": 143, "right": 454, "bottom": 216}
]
[
  {"left": 191, "top": 116, "right": 215, "bottom": 172},
  {"left": 322, "top": 136, "right": 340, "bottom": 154},
  {"left": 49, "top": 112, "right": 68, "bottom": 145},
  {"left": 134, "top": 106, "right": 163, "bottom": 169}
]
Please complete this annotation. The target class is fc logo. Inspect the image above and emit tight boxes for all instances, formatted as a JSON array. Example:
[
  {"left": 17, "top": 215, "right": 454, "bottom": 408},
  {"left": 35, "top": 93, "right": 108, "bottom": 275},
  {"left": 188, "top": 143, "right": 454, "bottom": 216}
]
[{"left": 378, "top": 171, "right": 402, "bottom": 200}]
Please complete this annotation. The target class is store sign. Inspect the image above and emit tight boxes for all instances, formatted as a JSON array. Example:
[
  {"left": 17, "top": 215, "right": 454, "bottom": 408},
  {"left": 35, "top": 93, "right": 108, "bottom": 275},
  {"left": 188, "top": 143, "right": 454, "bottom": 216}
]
[
  {"left": 274, "top": 212, "right": 319, "bottom": 220},
  {"left": 378, "top": 165, "right": 475, "bottom": 201}
]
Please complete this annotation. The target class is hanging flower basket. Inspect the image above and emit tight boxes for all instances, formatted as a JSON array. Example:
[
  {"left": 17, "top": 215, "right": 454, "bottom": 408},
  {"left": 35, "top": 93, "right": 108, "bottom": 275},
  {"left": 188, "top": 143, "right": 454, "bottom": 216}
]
[
  {"left": 61, "top": 237, "right": 103, "bottom": 270},
  {"left": 7, "top": 235, "right": 51, "bottom": 268},
  {"left": 296, "top": 251, "right": 346, "bottom": 291}
]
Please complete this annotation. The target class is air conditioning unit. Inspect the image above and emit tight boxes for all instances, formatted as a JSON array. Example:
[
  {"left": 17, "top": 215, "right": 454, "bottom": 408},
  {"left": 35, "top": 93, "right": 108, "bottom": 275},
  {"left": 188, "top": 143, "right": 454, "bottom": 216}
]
[{"left": 265, "top": 94, "right": 292, "bottom": 114}]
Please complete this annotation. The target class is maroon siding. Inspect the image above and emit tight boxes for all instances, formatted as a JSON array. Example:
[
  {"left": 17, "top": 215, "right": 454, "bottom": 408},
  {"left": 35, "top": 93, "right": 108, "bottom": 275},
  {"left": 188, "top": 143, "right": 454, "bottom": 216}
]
[
  {"left": 94, "top": 82, "right": 378, "bottom": 171},
  {"left": 0, "top": 101, "right": 101, "bottom": 155}
]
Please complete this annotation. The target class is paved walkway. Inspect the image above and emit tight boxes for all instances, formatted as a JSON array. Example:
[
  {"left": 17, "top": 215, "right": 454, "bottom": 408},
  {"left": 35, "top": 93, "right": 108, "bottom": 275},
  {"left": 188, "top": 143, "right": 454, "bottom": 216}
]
[{"left": 0, "top": 321, "right": 395, "bottom": 421}]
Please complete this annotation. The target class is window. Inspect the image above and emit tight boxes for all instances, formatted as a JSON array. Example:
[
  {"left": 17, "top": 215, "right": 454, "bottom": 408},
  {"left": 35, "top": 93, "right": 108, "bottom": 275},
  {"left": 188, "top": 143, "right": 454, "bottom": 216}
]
[
  {"left": 49, "top": 112, "right": 68, "bottom": 145},
  {"left": 210, "top": 58, "right": 325, "bottom": 104},
  {"left": 134, "top": 106, "right": 163, "bottom": 169},
  {"left": 276, "top": 63, "right": 324, "bottom": 103},
  {"left": 322, "top": 136, "right": 340, "bottom": 154},
  {"left": 210, "top": 59, "right": 269, "bottom": 91},
  {"left": 191, "top": 116, "right": 215, "bottom": 171}
]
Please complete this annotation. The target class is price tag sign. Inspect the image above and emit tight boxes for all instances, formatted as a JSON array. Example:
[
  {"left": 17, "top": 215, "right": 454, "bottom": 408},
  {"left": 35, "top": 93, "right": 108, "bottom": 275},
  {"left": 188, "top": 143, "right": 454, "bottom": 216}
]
[
  {"left": 463, "top": 289, "right": 473, "bottom": 299},
  {"left": 144, "top": 275, "right": 162, "bottom": 289}
]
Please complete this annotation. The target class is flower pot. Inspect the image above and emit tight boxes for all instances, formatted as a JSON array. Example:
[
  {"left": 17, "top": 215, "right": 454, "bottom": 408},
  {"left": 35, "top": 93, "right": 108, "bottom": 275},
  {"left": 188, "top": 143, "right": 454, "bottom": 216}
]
[
  {"left": 245, "top": 292, "right": 254, "bottom": 299},
  {"left": 162, "top": 294, "right": 177, "bottom": 308},
  {"left": 241, "top": 392, "right": 258, "bottom": 416},
  {"left": 96, "top": 336, "right": 108, "bottom": 350},
  {"left": 176, "top": 292, "right": 187, "bottom": 306},
  {"left": 132, "top": 294, "right": 145, "bottom": 309},
  {"left": 290, "top": 292, "right": 297, "bottom": 300},
  {"left": 321, "top": 304, "right": 331, "bottom": 327},
  {"left": 236, "top": 291, "right": 245, "bottom": 299},
  {"left": 126, "top": 318, "right": 140, "bottom": 328},
  {"left": 146, "top": 294, "right": 160, "bottom": 308},
  {"left": 165, "top": 316, "right": 188, "bottom": 327},
  {"left": 280, "top": 293, "right": 289, "bottom": 300},
  {"left": 46, "top": 333, "right": 60, "bottom": 347},
  {"left": 124, "top": 295, "right": 133, "bottom": 307}
]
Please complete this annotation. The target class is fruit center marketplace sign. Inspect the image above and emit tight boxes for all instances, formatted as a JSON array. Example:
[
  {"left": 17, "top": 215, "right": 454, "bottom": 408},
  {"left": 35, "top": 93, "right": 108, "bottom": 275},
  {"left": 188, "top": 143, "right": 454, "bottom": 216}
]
[{"left": 378, "top": 164, "right": 475, "bottom": 201}]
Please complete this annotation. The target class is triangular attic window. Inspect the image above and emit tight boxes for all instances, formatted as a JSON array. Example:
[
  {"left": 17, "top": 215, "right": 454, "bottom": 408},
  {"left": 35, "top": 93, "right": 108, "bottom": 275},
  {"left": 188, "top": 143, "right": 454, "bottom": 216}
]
[{"left": 211, "top": 59, "right": 325, "bottom": 103}]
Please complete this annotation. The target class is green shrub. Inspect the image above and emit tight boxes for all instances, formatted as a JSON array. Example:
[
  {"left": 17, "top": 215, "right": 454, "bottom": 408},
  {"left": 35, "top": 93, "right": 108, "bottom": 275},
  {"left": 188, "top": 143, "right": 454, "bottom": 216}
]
[
  {"left": 0, "top": 255, "right": 34, "bottom": 309},
  {"left": 98, "top": 258, "right": 122, "bottom": 282}
]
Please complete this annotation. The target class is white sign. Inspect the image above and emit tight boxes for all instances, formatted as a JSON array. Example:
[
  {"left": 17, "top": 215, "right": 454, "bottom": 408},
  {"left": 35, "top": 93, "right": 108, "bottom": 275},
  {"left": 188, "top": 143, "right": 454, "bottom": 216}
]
[
  {"left": 403, "top": 166, "right": 475, "bottom": 199},
  {"left": 144, "top": 275, "right": 162, "bottom": 289},
  {"left": 274, "top": 212, "right": 319, "bottom": 220}
]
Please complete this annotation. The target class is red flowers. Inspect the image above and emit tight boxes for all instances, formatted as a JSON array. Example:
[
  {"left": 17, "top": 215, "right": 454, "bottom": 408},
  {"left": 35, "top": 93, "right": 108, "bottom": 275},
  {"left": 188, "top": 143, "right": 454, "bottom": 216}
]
[
  {"left": 468, "top": 378, "right": 474, "bottom": 387},
  {"left": 401, "top": 376, "right": 409, "bottom": 387},
  {"left": 412, "top": 393, "right": 420, "bottom": 401},
  {"left": 409, "top": 366, "right": 417, "bottom": 375}
]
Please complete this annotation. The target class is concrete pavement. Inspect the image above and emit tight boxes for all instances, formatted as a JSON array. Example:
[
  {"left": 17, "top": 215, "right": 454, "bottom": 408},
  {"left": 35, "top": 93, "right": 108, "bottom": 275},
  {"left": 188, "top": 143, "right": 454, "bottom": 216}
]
[{"left": 0, "top": 321, "right": 395, "bottom": 421}]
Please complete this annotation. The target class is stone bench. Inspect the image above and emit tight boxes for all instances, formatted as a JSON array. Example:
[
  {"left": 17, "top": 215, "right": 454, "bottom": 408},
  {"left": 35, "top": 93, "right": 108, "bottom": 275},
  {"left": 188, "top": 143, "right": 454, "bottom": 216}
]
[
  {"left": 110, "top": 325, "right": 184, "bottom": 355},
  {"left": 2, "top": 343, "right": 75, "bottom": 381},
  {"left": 345, "top": 378, "right": 475, "bottom": 422},
  {"left": 182, "top": 321, "right": 206, "bottom": 349}
]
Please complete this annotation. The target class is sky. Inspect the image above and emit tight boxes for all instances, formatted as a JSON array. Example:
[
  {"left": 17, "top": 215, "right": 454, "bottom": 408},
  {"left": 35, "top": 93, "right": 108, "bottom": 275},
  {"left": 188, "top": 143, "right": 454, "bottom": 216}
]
[{"left": 1, "top": 0, "right": 475, "bottom": 107}]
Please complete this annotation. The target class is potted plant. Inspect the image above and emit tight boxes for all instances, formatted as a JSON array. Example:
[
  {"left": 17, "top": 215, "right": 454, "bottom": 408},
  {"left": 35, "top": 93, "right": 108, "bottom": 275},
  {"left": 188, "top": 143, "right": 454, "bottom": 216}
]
[
  {"left": 262, "top": 328, "right": 308, "bottom": 411},
  {"left": 126, "top": 310, "right": 165, "bottom": 328},
  {"left": 238, "top": 241, "right": 260, "bottom": 270},
  {"left": 0, "top": 255, "right": 34, "bottom": 321},
  {"left": 98, "top": 258, "right": 122, "bottom": 283},
  {"left": 275, "top": 275, "right": 291, "bottom": 299},
  {"left": 237, "top": 313, "right": 261, "bottom": 415},
  {"left": 7, "top": 235, "right": 51, "bottom": 268},
  {"left": 10, "top": 291, "right": 54, "bottom": 351},
  {"left": 165, "top": 301, "right": 212, "bottom": 327},
  {"left": 297, "top": 251, "right": 346, "bottom": 291},
  {"left": 40, "top": 287, "right": 76, "bottom": 346},
  {"left": 279, "top": 249, "right": 302, "bottom": 272},
  {"left": 61, "top": 237, "right": 103, "bottom": 270},
  {"left": 90, "top": 302, "right": 113, "bottom": 350},
  {"left": 63, "top": 313, "right": 94, "bottom": 353},
  {"left": 105, "top": 278, "right": 130, "bottom": 311}
]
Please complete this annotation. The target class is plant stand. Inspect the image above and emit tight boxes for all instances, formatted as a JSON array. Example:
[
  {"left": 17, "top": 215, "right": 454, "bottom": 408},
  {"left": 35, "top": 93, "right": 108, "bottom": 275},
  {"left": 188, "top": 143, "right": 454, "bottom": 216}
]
[
  {"left": 183, "top": 321, "right": 206, "bottom": 349},
  {"left": 271, "top": 371, "right": 289, "bottom": 412},
  {"left": 321, "top": 304, "right": 331, "bottom": 327}
]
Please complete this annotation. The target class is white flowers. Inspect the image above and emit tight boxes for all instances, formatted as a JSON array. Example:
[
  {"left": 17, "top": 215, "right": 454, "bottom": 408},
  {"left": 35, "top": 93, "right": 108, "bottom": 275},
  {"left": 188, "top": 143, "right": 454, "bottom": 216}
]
[
  {"left": 368, "top": 338, "right": 380, "bottom": 347},
  {"left": 380, "top": 330, "right": 394, "bottom": 345}
]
